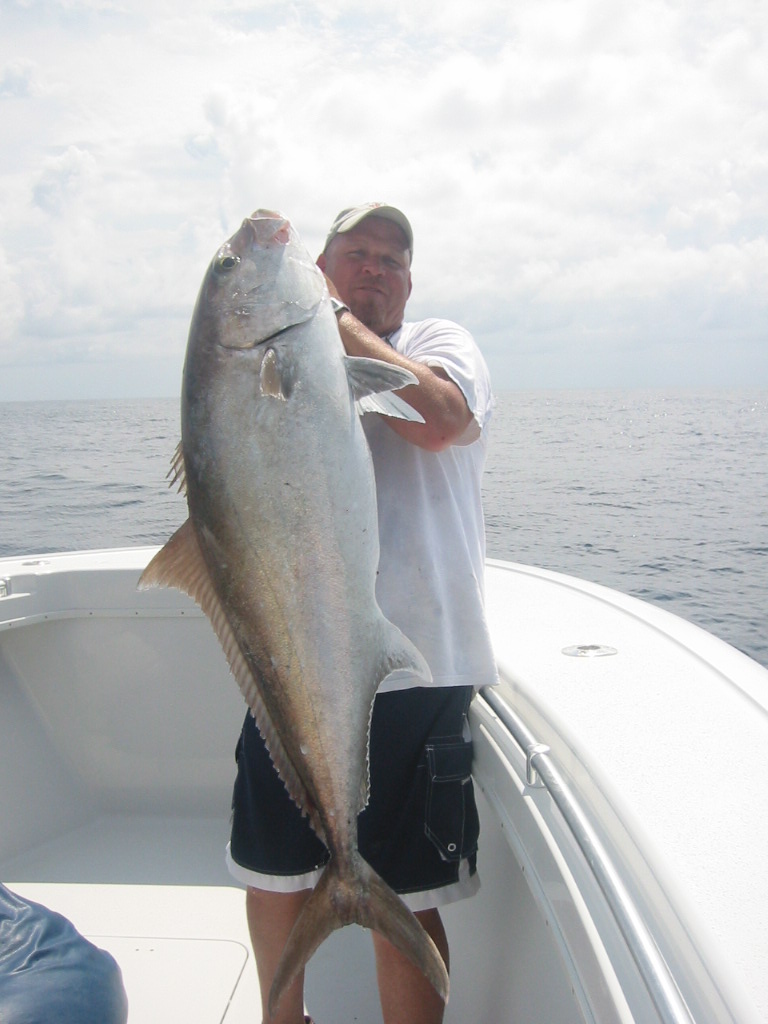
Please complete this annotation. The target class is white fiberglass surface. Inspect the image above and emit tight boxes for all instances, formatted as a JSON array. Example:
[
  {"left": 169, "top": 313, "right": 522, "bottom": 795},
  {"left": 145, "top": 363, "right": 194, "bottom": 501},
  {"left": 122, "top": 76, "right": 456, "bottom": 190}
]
[
  {"left": 484, "top": 560, "right": 768, "bottom": 1023},
  {"left": 3, "top": 550, "right": 767, "bottom": 1021},
  {"left": 6, "top": 883, "right": 259, "bottom": 1024}
]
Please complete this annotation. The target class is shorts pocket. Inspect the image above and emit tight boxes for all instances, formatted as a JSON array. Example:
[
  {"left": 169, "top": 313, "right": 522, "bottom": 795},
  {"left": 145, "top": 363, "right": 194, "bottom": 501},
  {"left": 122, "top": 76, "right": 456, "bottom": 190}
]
[{"left": 424, "top": 739, "right": 480, "bottom": 862}]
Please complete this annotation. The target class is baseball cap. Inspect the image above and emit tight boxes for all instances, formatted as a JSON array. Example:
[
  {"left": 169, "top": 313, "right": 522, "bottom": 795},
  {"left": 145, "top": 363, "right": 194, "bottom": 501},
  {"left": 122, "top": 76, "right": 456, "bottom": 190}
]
[{"left": 324, "top": 203, "right": 413, "bottom": 255}]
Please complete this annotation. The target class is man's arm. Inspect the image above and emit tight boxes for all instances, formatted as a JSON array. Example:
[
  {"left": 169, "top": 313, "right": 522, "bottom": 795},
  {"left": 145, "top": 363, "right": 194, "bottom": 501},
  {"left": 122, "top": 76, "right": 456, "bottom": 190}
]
[{"left": 336, "top": 309, "right": 474, "bottom": 452}]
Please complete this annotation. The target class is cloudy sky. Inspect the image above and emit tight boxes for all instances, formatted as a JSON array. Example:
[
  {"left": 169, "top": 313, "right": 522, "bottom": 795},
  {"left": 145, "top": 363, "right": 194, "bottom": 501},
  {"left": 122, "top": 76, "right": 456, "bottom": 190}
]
[{"left": 1, "top": 0, "right": 766, "bottom": 401}]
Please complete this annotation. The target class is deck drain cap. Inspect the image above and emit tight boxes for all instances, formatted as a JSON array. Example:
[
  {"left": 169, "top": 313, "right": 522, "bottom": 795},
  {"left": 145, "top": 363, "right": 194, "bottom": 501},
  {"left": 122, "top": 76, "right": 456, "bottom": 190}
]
[{"left": 562, "top": 644, "right": 618, "bottom": 658}]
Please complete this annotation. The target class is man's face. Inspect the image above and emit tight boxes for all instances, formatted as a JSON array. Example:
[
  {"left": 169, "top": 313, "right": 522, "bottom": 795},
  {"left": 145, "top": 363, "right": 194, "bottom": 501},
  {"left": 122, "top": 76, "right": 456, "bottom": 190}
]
[{"left": 319, "top": 216, "right": 412, "bottom": 337}]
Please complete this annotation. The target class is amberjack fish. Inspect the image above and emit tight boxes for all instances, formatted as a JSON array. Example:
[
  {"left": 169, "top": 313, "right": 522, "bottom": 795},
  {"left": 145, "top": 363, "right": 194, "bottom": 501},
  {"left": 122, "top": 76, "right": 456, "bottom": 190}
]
[{"left": 139, "top": 211, "right": 449, "bottom": 1012}]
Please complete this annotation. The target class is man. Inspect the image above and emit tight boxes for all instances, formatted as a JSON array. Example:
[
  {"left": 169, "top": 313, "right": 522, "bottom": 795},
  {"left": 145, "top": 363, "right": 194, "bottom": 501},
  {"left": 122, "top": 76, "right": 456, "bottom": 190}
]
[
  {"left": 0, "top": 884, "right": 128, "bottom": 1024},
  {"left": 227, "top": 203, "right": 497, "bottom": 1024}
]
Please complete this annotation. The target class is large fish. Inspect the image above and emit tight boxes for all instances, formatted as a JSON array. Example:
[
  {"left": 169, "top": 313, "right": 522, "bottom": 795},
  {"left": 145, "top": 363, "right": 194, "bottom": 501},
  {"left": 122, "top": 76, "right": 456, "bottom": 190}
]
[{"left": 139, "top": 211, "right": 449, "bottom": 1012}]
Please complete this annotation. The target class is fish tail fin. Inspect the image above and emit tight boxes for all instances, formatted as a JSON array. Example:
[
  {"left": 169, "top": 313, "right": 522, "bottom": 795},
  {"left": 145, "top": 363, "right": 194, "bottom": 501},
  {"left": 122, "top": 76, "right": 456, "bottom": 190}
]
[
  {"left": 352, "top": 853, "right": 450, "bottom": 1002},
  {"left": 268, "top": 851, "right": 449, "bottom": 1016}
]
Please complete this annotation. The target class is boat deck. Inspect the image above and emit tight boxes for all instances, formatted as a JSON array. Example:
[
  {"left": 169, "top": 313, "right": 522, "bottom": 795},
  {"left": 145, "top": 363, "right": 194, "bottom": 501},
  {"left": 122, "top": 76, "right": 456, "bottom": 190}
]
[
  {"left": 9, "top": 881, "right": 258, "bottom": 1024},
  {"left": 1, "top": 798, "right": 551, "bottom": 1024},
  {"left": 1, "top": 813, "right": 260, "bottom": 1022},
  {"left": 3, "top": 549, "right": 768, "bottom": 1022}
]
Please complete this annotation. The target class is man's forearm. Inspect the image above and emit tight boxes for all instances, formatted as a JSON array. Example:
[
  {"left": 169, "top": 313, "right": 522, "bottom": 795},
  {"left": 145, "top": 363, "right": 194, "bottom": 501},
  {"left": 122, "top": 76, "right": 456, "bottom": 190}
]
[{"left": 336, "top": 310, "right": 473, "bottom": 452}]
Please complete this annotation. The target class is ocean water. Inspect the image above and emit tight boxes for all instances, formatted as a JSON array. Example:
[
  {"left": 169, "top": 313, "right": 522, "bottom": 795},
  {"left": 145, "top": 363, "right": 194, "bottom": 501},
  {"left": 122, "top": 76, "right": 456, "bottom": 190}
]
[
  {"left": 483, "top": 390, "right": 768, "bottom": 668},
  {"left": 1, "top": 390, "right": 766, "bottom": 668}
]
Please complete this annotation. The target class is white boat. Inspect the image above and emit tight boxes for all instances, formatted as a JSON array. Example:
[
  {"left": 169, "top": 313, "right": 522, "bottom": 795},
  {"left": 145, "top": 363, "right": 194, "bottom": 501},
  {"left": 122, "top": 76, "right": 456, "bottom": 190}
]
[{"left": 1, "top": 547, "right": 767, "bottom": 1023}]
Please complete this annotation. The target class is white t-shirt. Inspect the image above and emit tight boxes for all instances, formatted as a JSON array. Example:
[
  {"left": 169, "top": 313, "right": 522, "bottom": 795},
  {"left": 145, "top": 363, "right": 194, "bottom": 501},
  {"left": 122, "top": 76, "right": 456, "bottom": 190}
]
[{"left": 363, "top": 318, "right": 499, "bottom": 693}]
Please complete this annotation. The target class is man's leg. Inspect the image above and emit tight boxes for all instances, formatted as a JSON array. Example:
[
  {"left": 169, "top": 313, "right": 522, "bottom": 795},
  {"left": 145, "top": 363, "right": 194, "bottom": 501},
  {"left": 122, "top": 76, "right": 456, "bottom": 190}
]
[
  {"left": 231, "top": 712, "right": 327, "bottom": 1021},
  {"left": 246, "top": 887, "right": 311, "bottom": 1024},
  {"left": 372, "top": 907, "right": 449, "bottom": 1024}
]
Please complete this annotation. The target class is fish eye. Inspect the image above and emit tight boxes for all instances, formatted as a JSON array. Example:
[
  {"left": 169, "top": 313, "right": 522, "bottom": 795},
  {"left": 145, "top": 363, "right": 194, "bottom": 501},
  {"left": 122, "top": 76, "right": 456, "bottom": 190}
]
[{"left": 216, "top": 254, "right": 240, "bottom": 273}]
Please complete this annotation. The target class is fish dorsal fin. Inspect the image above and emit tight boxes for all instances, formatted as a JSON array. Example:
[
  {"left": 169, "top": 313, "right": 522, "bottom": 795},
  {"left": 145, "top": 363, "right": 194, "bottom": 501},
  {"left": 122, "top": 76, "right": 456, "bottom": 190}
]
[
  {"left": 167, "top": 441, "right": 186, "bottom": 495},
  {"left": 344, "top": 356, "right": 425, "bottom": 423},
  {"left": 138, "top": 521, "right": 316, "bottom": 833}
]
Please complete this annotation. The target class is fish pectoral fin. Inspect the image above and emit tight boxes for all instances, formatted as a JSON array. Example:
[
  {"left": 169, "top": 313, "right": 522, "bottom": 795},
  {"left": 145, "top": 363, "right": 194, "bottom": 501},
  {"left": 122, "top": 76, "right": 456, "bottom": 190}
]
[
  {"left": 344, "top": 356, "right": 425, "bottom": 423},
  {"left": 138, "top": 521, "right": 317, "bottom": 828},
  {"left": 355, "top": 391, "right": 425, "bottom": 422},
  {"left": 344, "top": 355, "right": 417, "bottom": 396},
  {"left": 269, "top": 852, "right": 449, "bottom": 1017},
  {"left": 259, "top": 346, "right": 289, "bottom": 400}
]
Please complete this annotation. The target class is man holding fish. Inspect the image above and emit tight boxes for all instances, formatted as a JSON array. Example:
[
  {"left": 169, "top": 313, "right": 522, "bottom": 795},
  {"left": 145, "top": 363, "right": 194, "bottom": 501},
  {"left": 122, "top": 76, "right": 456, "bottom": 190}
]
[{"left": 227, "top": 203, "right": 497, "bottom": 1023}]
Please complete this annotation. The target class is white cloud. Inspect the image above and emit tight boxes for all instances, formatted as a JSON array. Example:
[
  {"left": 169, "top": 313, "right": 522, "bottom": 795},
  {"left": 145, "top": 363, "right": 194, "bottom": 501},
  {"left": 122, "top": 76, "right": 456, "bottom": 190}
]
[
  {"left": 1, "top": 0, "right": 767, "bottom": 399},
  {"left": 32, "top": 144, "right": 98, "bottom": 213},
  {"left": 0, "top": 59, "right": 37, "bottom": 98},
  {"left": 0, "top": 245, "right": 25, "bottom": 340}
]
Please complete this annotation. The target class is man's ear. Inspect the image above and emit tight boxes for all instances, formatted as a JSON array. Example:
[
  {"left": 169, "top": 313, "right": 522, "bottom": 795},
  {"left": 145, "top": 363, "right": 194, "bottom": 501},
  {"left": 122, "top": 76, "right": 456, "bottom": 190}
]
[{"left": 317, "top": 252, "right": 327, "bottom": 271}]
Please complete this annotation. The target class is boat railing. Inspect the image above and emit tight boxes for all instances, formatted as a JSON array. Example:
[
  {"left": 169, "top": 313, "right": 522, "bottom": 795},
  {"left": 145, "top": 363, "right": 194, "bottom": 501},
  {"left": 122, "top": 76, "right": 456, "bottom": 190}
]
[{"left": 478, "top": 685, "right": 695, "bottom": 1024}]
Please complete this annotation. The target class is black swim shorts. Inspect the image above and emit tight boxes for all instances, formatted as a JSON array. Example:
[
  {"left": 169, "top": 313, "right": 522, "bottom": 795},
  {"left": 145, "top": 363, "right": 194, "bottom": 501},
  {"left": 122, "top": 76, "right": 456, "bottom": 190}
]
[{"left": 227, "top": 685, "right": 480, "bottom": 910}]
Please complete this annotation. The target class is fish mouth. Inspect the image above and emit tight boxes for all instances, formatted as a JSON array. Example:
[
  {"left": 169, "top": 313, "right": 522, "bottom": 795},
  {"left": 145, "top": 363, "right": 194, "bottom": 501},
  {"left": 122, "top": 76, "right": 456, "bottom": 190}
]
[
  {"left": 216, "top": 212, "right": 293, "bottom": 267},
  {"left": 242, "top": 210, "right": 293, "bottom": 251}
]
